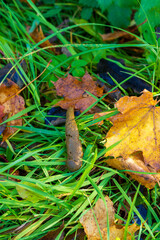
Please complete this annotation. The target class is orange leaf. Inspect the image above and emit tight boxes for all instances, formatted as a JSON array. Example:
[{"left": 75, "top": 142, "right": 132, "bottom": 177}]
[
  {"left": 94, "top": 111, "right": 115, "bottom": 125},
  {"left": 100, "top": 26, "right": 137, "bottom": 42},
  {"left": 105, "top": 90, "right": 160, "bottom": 188},
  {"left": 0, "top": 80, "right": 25, "bottom": 141},
  {"left": 80, "top": 196, "right": 139, "bottom": 240},
  {"left": 30, "top": 26, "right": 58, "bottom": 53},
  {"left": 101, "top": 31, "right": 130, "bottom": 42},
  {"left": 54, "top": 73, "right": 104, "bottom": 112}
]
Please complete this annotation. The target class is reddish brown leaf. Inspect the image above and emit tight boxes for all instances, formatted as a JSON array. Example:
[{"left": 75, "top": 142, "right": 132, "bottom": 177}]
[
  {"left": 54, "top": 73, "right": 104, "bottom": 112},
  {"left": 37, "top": 224, "right": 64, "bottom": 240},
  {"left": 65, "top": 229, "right": 85, "bottom": 240},
  {"left": 0, "top": 105, "right": 5, "bottom": 120}
]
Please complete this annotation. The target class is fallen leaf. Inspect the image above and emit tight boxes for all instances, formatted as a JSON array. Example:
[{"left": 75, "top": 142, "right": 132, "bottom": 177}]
[
  {"left": 16, "top": 182, "right": 46, "bottom": 203},
  {"left": 37, "top": 223, "right": 64, "bottom": 240},
  {"left": 9, "top": 168, "right": 20, "bottom": 182},
  {"left": 53, "top": 73, "right": 104, "bottom": 112},
  {"left": 105, "top": 90, "right": 160, "bottom": 189},
  {"left": 0, "top": 80, "right": 25, "bottom": 141},
  {"left": 100, "top": 26, "right": 137, "bottom": 42},
  {"left": 30, "top": 26, "right": 58, "bottom": 54},
  {"left": 80, "top": 196, "right": 139, "bottom": 240},
  {"left": 101, "top": 31, "right": 130, "bottom": 42},
  {"left": 94, "top": 111, "right": 117, "bottom": 126},
  {"left": 0, "top": 105, "right": 5, "bottom": 122},
  {"left": 65, "top": 229, "right": 85, "bottom": 240}
]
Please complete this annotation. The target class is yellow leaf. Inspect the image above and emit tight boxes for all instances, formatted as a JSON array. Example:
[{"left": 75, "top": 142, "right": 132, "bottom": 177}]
[{"left": 105, "top": 90, "right": 160, "bottom": 189}]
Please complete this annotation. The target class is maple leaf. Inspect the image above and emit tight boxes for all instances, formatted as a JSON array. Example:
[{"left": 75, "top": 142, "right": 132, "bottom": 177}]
[
  {"left": 105, "top": 90, "right": 160, "bottom": 189},
  {"left": 30, "top": 26, "right": 59, "bottom": 54},
  {"left": 0, "top": 80, "right": 25, "bottom": 141},
  {"left": 80, "top": 196, "right": 139, "bottom": 240},
  {"left": 53, "top": 73, "right": 104, "bottom": 112}
]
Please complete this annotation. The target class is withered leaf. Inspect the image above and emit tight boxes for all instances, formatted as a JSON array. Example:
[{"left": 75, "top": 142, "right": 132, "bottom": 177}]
[
  {"left": 54, "top": 73, "right": 104, "bottom": 112},
  {"left": 37, "top": 224, "right": 64, "bottom": 240},
  {"left": 101, "top": 31, "right": 130, "bottom": 42},
  {"left": 0, "top": 105, "right": 5, "bottom": 120},
  {"left": 65, "top": 229, "right": 85, "bottom": 240},
  {"left": 0, "top": 80, "right": 25, "bottom": 141},
  {"left": 105, "top": 90, "right": 160, "bottom": 189},
  {"left": 100, "top": 26, "right": 137, "bottom": 42},
  {"left": 30, "top": 26, "right": 58, "bottom": 54},
  {"left": 80, "top": 196, "right": 139, "bottom": 240}
]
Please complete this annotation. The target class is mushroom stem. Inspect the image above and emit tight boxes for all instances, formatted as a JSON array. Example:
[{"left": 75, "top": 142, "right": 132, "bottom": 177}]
[{"left": 65, "top": 107, "right": 83, "bottom": 171}]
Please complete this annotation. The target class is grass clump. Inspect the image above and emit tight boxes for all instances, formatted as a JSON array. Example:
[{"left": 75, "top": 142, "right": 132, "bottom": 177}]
[{"left": 0, "top": 1, "right": 160, "bottom": 239}]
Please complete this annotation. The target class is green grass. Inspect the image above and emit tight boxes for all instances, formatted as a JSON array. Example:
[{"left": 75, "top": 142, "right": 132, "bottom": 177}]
[{"left": 0, "top": 0, "right": 160, "bottom": 239}]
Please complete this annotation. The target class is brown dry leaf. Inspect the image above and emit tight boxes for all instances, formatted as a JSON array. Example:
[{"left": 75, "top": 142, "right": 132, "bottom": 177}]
[
  {"left": 105, "top": 90, "right": 160, "bottom": 189},
  {"left": 54, "top": 73, "right": 104, "bottom": 112},
  {"left": 100, "top": 26, "right": 137, "bottom": 42},
  {"left": 65, "top": 229, "right": 85, "bottom": 240},
  {"left": 0, "top": 105, "right": 5, "bottom": 120},
  {"left": 0, "top": 80, "right": 25, "bottom": 141},
  {"left": 80, "top": 196, "right": 139, "bottom": 240},
  {"left": 101, "top": 31, "right": 130, "bottom": 41},
  {"left": 30, "top": 26, "right": 58, "bottom": 54},
  {"left": 37, "top": 223, "right": 64, "bottom": 240}
]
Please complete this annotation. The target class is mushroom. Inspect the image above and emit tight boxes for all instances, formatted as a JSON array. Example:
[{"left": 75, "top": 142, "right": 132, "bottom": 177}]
[{"left": 65, "top": 107, "right": 83, "bottom": 171}]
